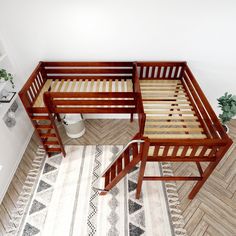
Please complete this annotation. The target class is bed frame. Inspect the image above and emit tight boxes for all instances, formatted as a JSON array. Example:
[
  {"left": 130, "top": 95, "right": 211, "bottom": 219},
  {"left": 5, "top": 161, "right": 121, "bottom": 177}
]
[{"left": 19, "top": 61, "right": 233, "bottom": 199}]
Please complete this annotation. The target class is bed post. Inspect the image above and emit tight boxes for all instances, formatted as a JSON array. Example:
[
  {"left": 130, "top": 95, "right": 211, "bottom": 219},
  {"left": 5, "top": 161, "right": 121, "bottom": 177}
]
[
  {"left": 188, "top": 140, "right": 233, "bottom": 199},
  {"left": 136, "top": 138, "right": 150, "bottom": 199}
]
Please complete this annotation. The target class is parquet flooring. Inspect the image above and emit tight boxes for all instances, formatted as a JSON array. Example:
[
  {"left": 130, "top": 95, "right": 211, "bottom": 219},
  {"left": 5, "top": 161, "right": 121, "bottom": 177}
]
[{"left": 0, "top": 119, "right": 235, "bottom": 236}]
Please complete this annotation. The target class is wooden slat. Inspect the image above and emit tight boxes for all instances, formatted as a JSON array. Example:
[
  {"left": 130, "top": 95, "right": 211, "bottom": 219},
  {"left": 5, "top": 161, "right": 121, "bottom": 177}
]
[
  {"left": 143, "top": 105, "right": 193, "bottom": 109},
  {"left": 146, "top": 116, "right": 198, "bottom": 120},
  {"left": 115, "top": 79, "right": 119, "bottom": 92},
  {"left": 96, "top": 80, "right": 100, "bottom": 92},
  {"left": 63, "top": 80, "right": 70, "bottom": 92},
  {"left": 90, "top": 79, "right": 95, "bottom": 92},
  {"left": 140, "top": 79, "right": 180, "bottom": 83},
  {"left": 77, "top": 80, "right": 82, "bottom": 92},
  {"left": 70, "top": 79, "right": 77, "bottom": 92},
  {"left": 144, "top": 127, "right": 203, "bottom": 132},
  {"left": 144, "top": 110, "right": 195, "bottom": 115},
  {"left": 33, "top": 79, "right": 52, "bottom": 107},
  {"left": 127, "top": 80, "right": 133, "bottom": 92},
  {"left": 109, "top": 80, "right": 112, "bottom": 92},
  {"left": 145, "top": 121, "right": 201, "bottom": 126},
  {"left": 144, "top": 134, "right": 207, "bottom": 139},
  {"left": 51, "top": 79, "right": 59, "bottom": 91},
  {"left": 143, "top": 101, "right": 191, "bottom": 104},
  {"left": 83, "top": 79, "right": 88, "bottom": 92},
  {"left": 102, "top": 80, "right": 106, "bottom": 92},
  {"left": 140, "top": 87, "right": 184, "bottom": 91},
  {"left": 121, "top": 79, "right": 125, "bottom": 92},
  {"left": 142, "top": 97, "right": 188, "bottom": 100}
]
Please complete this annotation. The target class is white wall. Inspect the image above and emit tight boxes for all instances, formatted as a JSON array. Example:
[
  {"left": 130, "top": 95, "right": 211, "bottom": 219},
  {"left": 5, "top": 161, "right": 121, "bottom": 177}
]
[{"left": 0, "top": 0, "right": 236, "bottom": 113}]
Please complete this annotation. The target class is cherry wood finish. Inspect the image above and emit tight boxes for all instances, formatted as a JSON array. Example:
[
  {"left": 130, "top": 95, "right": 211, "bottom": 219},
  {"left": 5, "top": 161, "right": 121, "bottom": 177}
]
[{"left": 19, "top": 61, "right": 233, "bottom": 199}]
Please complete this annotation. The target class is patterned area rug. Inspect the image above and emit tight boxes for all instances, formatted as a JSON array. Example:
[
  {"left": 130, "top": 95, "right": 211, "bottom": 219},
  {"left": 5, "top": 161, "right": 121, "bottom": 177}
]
[{"left": 14, "top": 145, "right": 186, "bottom": 236}]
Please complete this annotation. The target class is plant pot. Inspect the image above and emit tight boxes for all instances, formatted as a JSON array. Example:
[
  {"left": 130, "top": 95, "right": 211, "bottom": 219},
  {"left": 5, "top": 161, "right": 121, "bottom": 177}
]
[{"left": 222, "top": 124, "right": 229, "bottom": 133}]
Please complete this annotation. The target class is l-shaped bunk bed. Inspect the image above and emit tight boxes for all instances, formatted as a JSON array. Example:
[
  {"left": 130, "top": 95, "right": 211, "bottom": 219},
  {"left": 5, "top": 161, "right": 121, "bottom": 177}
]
[{"left": 19, "top": 61, "right": 233, "bottom": 199}]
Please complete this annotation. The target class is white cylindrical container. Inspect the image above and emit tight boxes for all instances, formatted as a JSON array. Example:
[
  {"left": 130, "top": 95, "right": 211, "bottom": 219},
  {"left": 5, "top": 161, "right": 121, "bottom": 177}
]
[{"left": 63, "top": 114, "right": 85, "bottom": 138}]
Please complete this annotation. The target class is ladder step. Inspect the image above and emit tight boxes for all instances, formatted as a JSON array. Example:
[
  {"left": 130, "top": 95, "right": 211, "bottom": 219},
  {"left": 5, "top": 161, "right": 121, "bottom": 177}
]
[
  {"left": 117, "top": 158, "right": 122, "bottom": 174},
  {"left": 47, "top": 148, "right": 62, "bottom": 153},
  {"left": 124, "top": 150, "right": 130, "bottom": 167},
  {"left": 105, "top": 171, "right": 110, "bottom": 187},
  {"left": 111, "top": 165, "right": 116, "bottom": 181},
  {"left": 32, "top": 116, "right": 50, "bottom": 120},
  {"left": 44, "top": 141, "right": 59, "bottom": 145},
  {"left": 40, "top": 133, "right": 57, "bottom": 138},
  {"left": 36, "top": 125, "right": 53, "bottom": 130}
]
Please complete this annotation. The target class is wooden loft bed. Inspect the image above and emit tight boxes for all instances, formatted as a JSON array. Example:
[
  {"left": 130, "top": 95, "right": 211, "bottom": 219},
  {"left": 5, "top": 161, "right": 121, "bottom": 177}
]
[{"left": 19, "top": 61, "right": 233, "bottom": 199}]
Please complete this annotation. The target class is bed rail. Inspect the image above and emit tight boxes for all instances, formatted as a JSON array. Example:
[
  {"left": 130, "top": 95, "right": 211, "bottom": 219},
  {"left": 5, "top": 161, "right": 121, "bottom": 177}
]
[
  {"left": 43, "top": 92, "right": 138, "bottom": 114},
  {"left": 19, "top": 62, "right": 47, "bottom": 111},
  {"left": 182, "top": 65, "right": 228, "bottom": 140},
  {"left": 41, "top": 61, "right": 134, "bottom": 81},
  {"left": 136, "top": 61, "right": 186, "bottom": 80},
  {"left": 147, "top": 138, "right": 230, "bottom": 162}
]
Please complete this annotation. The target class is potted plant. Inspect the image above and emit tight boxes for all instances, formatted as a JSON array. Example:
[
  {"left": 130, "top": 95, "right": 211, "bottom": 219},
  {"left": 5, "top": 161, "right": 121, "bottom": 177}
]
[
  {"left": 217, "top": 92, "right": 236, "bottom": 133},
  {"left": 0, "top": 68, "right": 15, "bottom": 89}
]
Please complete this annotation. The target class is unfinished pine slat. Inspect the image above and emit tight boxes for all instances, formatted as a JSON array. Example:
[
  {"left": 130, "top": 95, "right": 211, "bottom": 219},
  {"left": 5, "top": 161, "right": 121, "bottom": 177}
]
[
  {"left": 70, "top": 79, "right": 77, "bottom": 92},
  {"left": 96, "top": 79, "right": 100, "bottom": 92},
  {"left": 144, "top": 127, "right": 204, "bottom": 132},
  {"left": 109, "top": 80, "right": 112, "bottom": 92},
  {"left": 51, "top": 79, "right": 59, "bottom": 92},
  {"left": 90, "top": 79, "right": 95, "bottom": 92},
  {"left": 141, "top": 86, "right": 184, "bottom": 91},
  {"left": 102, "top": 80, "right": 106, "bottom": 92},
  {"left": 140, "top": 84, "right": 182, "bottom": 88},
  {"left": 144, "top": 110, "right": 195, "bottom": 115},
  {"left": 77, "top": 80, "right": 82, "bottom": 92},
  {"left": 142, "top": 96, "right": 188, "bottom": 100},
  {"left": 140, "top": 79, "right": 180, "bottom": 83},
  {"left": 146, "top": 116, "right": 198, "bottom": 120},
  {"left": 143, "top": 105, "right": 193, "bottom": 109},
  {"left": 63, "top": 80, "right": 70, "bottom": 92},
  {"left": 83, "top": 79, "right": 88, "bottom": 92},
  {"left": 33, "top": 79, "right": 52, "bottom": 107},
  {"left": 115, "top": 79, "right": 119, "bottom": 92},
  {"left": 144, "top": 134, "right": 207, "bottom": 139},
  {"left": 127, "top": 79, "right": 133, "bottom": 92},
  {"left": 57, "top": 79, "right": 64, "bottom": 92},
  {"left": 145, "top": 121, "right": 201, "bottom": 126},
  {"left": 121, "top": 79, "right": 125, "bottom": 92},
  {"left": 143, "top": 101, "right": 191, "bottom": 104}
]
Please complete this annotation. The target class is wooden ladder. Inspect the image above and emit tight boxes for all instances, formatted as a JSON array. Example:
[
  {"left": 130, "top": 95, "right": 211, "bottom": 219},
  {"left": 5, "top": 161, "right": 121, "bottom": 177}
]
[
  {"left": 31, "top": 113, "right": 66, "bottom": 157},
  {"left": 93, "top": 139, "right": 145, "bottom": 194}
]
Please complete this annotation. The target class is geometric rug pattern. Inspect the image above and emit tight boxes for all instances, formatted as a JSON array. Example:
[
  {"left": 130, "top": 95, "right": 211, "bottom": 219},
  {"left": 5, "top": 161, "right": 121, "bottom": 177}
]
[{"left": 17, "top": 145, "right": 183, "bottom": 236}]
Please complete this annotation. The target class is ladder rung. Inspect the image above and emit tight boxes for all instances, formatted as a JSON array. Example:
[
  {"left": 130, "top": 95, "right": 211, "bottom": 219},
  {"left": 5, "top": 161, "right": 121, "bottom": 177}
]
[
  {"left": 44, "top": 141, "right": 59, "bottom": 145},
  {"left": 47, "top": 148, "right": 61, "bottom": 153},
  {"left": 111, "top": 165, "right": 116, "bottom": 181},
  {"left": 124, "top": 150, "right": 130, "bottom": 167},
  {"left": 117, "top": 158, "right": 122, "bottom": 174},
  {"left": 40, "top": 133, "right": 57, "bottom": 138},
  {"left": 36, "top": 125, "right": 53, "bottom": 130},
  {"left": 32, "top": 116, "right": 50, "bottom": 120},
  {"left": 105, "top": 171, "right": 110, "bottom": 187}
]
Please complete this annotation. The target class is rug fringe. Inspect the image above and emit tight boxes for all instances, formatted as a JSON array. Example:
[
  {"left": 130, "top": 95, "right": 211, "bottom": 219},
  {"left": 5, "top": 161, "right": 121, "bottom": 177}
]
[
  {"left": 6, "top": 146, "right": 46, "bottom": 236},
  {"left": 161, "top": 162, "right": 188, "bottom": 236}
]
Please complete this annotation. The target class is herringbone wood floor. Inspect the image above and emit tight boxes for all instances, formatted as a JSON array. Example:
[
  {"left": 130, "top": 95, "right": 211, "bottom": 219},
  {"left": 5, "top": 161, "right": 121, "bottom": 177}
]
[{"left": 0, "top": 119, "right": 235, "bottom": 235}]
